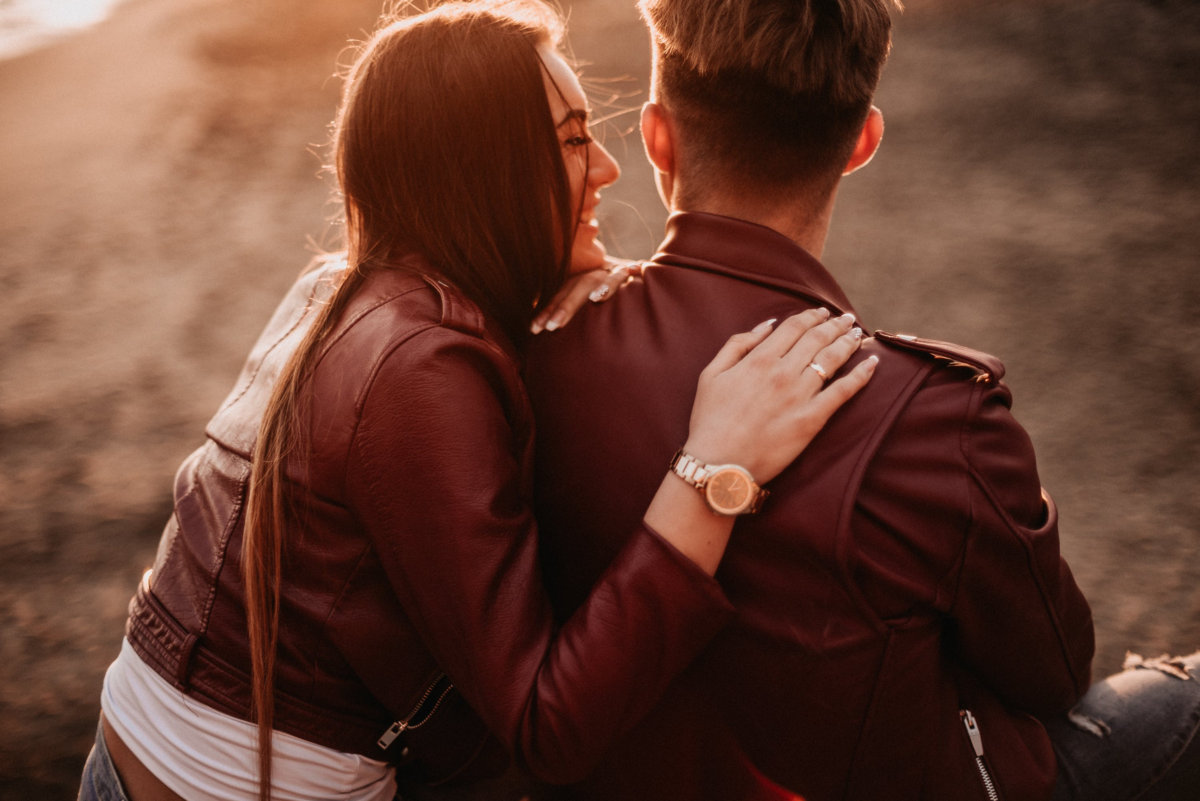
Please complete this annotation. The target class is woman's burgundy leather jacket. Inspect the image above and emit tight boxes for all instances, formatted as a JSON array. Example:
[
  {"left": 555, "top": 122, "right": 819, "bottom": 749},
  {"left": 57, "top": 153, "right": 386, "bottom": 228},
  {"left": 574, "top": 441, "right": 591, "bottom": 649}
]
[{"left": 125, "top": 258, "right": 734, "bottom": 786}]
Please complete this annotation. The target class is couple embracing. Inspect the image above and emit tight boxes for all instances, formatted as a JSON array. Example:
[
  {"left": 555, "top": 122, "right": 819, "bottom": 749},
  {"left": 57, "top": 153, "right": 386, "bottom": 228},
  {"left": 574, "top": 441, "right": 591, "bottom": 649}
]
[{"left": 80, "top": 1, "right": 1200, "bottom": 801}]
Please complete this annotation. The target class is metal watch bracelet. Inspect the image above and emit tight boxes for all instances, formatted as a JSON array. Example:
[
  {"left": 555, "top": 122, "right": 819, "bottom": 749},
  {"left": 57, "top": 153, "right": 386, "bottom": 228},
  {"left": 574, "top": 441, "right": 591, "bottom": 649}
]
[{"left": 668, "top": 449, "right": 769, "bottom": 516}]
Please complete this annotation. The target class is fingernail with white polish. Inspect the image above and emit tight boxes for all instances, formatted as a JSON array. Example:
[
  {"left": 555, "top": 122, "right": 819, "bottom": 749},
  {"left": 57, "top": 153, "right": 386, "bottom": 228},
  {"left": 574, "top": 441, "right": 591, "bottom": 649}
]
[
  {"left": 752, "top": 318, "right": 777, "bottom": 334},
  {"left": 839, "top": 312, "right": 856, "bottom": 325}
]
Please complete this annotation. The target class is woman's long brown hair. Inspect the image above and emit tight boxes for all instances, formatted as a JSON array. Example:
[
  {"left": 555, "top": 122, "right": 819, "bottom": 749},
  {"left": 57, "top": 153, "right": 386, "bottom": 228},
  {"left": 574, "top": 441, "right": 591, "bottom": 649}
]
[{"left": 242, "top": 3, "right": 575, "bottom": 798}]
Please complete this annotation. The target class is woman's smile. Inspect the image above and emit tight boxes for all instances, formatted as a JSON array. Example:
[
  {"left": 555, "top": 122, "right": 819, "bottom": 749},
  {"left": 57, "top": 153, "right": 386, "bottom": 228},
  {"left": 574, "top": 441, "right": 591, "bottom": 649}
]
[
  {"left": 539, "top": 42, "right": 621, "bottom": 273},
  {"left": 577, "top": 207, "right": 600, "bottom": 237}
]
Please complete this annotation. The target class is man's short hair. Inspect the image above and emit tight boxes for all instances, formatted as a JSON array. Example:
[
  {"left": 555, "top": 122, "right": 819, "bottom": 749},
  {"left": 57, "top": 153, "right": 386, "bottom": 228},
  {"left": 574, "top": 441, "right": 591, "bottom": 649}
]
[{"left": 640, "top": 0, "right": 896, "bottom": 200}]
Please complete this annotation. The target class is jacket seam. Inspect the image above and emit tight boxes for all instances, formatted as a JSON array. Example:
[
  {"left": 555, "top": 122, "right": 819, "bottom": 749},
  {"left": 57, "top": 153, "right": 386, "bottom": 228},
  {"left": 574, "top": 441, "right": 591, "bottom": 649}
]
[
  {"left": 841, "top": 629, "right": 896, "bottom": 801},
  {"left": 343, "top": 322, "right": 445, "bottom": 466},
  {"left": 218, "top": 268, "right": 333, "bottom": 413},
  {"left": 310, "top": 282, "right": 430, "bottom": 374},
  {"left": 963, "top": 462, "right": 1083, "bottom": 697},
  {"left": 315, "top": 542, "right": 375, "bottom": 703},
  {"left": 946, "top": 378, "right": 984, "bottom": 615},
  {"left": 155, "top": 463, "right": 203, "bottom": 634},
  {"left": 130, "top": 585, "right": 391, "bottom": 754},
  {"left": 940, "top": 375, "right": 985, "bottom": 613},
  {"left": 475, "top": 335, "right": 535, "bottom": 459},
  {"left": 198, "top": 455, "right": 251, "bottom": 637},
  {"left": 834, "top": 357, "right": 937, "bottom": 635},
  {"left": 654, "top": 255, "right": 850, "bottom": 317}
]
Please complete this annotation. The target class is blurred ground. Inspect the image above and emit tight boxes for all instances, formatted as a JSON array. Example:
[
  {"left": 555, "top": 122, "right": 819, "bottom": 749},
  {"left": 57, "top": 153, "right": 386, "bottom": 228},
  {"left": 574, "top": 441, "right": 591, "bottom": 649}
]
[{"left": 0, "top": 0, "right": 1197, "bottom": 796}]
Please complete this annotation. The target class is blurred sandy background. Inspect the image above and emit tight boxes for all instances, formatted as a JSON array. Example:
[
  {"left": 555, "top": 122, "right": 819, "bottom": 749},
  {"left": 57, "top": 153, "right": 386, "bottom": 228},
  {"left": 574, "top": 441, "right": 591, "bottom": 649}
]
[{"left": 0, "top": 0, "right": 1197, "bottom": 796}]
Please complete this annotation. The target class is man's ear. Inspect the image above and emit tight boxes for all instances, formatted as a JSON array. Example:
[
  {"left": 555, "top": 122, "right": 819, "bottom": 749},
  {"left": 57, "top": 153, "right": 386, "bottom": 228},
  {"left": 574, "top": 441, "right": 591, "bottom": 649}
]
[
  {"left": 843, "top": 106, "right": 884, "bottom": 176},
  {"left": 641, "top": 102, "right": 675, "bottom": 176}
]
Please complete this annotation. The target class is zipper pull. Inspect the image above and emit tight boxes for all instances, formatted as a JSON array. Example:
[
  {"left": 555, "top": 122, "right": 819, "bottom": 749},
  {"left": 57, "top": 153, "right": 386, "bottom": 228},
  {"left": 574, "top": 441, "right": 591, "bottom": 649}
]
[
  {"left": 960, "top": 709, "right": 984, "bottom": 757},
  {"left": 378, "top": 720, "right": 407, "bottom": 750},
  {"left": 378, "top": 672, "right": 454, "bottom": 751}
]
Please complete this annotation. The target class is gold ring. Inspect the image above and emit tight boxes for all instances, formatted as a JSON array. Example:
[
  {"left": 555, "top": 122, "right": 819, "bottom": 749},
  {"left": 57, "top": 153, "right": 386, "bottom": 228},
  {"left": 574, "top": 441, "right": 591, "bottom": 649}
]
[{"left": 808, "top": 361, "right": 829, "bottom": 381}]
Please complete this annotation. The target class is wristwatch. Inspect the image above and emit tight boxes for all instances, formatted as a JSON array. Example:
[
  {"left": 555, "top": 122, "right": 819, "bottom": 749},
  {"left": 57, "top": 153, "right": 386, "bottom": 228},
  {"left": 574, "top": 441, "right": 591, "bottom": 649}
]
[{"left": 669, "top": 449, "right": 769, "bottom": 516}]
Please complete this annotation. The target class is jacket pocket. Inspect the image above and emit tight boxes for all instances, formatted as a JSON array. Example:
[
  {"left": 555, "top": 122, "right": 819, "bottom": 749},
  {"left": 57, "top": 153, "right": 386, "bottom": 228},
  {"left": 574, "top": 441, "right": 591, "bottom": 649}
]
[{"left": 384, "top": 673, "right": 511, "bottom": 789}]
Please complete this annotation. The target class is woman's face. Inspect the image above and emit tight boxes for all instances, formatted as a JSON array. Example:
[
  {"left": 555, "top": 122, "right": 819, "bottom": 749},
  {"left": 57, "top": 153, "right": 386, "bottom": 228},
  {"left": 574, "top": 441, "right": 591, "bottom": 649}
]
[{"left": 538, "top": 44, "right": 621, "bottom": 274}]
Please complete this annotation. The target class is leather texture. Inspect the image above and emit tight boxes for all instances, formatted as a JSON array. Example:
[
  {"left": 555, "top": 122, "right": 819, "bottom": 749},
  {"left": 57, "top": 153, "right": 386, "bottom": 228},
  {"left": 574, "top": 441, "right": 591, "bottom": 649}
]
[
  {"left": 125, "top": 255, "right": 735, "bottom": 788},
  {"left": 525, "top": 212, "right": 1095, "bottom": 801}
]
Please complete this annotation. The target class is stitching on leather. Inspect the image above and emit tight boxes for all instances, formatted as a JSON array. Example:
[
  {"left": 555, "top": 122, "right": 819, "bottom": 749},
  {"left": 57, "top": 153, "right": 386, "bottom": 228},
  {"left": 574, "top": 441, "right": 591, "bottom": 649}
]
[
  {"left": 310, "top": 281, "right": 429, "bottom": 373},
  {"left": 344, "top": 322, "right": 443, "bottom": 456},
  {"left": 183, "top": 646, "right": 387, "bottom": 746},
  {"left": 217, "top": 271, "right": 426, "bottom": 419},
  {"left": 153, "top": 451, "right": 206, "bottom": 601},
  {"left": 216, "top": 268, "right": 330, "bottom": 413},
  {"left": 198, "top": 451, "right": 251, "bottom": 636}
]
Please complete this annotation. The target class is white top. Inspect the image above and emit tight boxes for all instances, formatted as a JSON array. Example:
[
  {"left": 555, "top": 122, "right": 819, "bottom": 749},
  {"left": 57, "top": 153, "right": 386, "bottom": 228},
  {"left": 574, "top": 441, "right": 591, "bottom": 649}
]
[{"left": 101, "top": 638, "right": 397, "bottom": 801}]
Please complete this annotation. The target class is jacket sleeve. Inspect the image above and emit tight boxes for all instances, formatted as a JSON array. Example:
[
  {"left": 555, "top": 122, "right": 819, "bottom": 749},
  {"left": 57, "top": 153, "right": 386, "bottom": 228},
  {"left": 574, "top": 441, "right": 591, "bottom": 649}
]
[
  {"left": 853, "top": 366, "right": 1094, "bottom": 716},
  {"left": 948, "top": 378, "right": 1095, "bottom": 714},
  {"left": 343, "top": 325, "right": 734, "bottom": 784}
]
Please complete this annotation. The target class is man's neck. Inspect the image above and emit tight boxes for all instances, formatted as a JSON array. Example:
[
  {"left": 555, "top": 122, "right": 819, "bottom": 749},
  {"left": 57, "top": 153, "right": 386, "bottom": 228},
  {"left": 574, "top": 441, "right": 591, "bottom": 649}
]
[{"left": 672, "top": 188, "right": 838, "bottom": 261}]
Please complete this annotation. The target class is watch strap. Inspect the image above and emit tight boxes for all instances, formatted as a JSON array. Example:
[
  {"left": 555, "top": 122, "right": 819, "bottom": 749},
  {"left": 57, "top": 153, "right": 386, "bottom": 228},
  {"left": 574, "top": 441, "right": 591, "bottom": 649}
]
[
  {"left": 668, "top": 449, "right": 769, "bottom": 514},
  {"left": 669, "top": 449, "right": 713, "bottom": 488}
]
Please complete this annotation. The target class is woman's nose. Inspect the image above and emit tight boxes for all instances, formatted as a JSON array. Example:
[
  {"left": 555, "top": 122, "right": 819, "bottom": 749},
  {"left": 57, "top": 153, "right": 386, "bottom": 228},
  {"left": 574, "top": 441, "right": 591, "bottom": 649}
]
[{"left": 588, "top": 139, "right": 620, "bottom": 190}]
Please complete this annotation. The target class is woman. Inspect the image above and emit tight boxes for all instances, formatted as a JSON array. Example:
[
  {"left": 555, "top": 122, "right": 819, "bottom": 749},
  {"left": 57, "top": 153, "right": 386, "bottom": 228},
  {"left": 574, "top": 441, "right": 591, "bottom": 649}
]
[{"left": 79, "top": 3, "right": 877, "bottom": 800}]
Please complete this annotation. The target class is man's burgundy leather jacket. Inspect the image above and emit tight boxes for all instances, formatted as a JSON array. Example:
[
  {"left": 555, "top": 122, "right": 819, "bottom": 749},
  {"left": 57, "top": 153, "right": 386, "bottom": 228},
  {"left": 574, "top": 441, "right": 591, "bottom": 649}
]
[
  {"left": 124, "top": 258, "right": 735, "bottom": 788},
  {"left": 526, "top": 212, "right": 1096, "bottom": 801}
]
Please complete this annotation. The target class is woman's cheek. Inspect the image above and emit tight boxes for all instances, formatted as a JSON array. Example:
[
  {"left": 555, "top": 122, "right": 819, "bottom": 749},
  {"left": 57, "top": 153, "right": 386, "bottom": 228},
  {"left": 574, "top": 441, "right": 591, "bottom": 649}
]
[{"left": 569, "top": 221, "right": 606, "bottom": 273}]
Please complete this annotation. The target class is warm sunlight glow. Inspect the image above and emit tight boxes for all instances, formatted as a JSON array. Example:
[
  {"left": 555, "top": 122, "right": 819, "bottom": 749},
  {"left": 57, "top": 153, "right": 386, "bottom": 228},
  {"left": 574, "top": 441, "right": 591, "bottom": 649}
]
[{"left": 0, "top": 0, "right": 127, "bottom": 59}]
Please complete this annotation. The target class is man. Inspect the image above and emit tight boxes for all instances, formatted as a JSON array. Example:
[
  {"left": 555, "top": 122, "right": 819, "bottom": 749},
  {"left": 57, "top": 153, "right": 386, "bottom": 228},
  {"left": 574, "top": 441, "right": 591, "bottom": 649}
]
[{"left": 525, "top": 1, "right": 1095, "bottom": 798}]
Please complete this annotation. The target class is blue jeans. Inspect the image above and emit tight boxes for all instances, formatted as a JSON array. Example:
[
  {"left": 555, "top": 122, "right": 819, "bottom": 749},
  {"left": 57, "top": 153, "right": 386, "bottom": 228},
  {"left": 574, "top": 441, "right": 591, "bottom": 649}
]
[
  {"left": 77, "top": 721, "right": 130, "bottom": 801},
  {"left": 1048, "top": 652, "right": 1200, "bottom": 801}
]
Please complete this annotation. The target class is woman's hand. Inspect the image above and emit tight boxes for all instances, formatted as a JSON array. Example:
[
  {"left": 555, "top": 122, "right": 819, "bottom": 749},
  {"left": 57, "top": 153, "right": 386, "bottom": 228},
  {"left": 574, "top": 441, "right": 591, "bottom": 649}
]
[
  {"left": 530, "top": 259, "right": 641, "bottom": 334},
  {"left": 643, "top": 309, "right": 876, "bottom": 575},
  {"left": 685, "top": 308, "right": 877, "bottom": 483}
]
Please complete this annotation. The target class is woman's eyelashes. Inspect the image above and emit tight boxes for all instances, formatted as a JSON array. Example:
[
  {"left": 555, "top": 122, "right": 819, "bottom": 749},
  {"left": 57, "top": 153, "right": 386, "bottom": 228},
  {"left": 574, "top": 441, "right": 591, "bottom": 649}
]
[{"left": 563, "top": 134, "right": 594, "bottom": 147}]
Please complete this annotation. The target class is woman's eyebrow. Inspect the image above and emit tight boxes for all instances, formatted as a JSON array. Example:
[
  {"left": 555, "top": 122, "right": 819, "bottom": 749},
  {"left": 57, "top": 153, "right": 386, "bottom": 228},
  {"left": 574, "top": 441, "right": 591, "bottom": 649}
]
[{"left": 555, "top": 108, "right": 590, "bottom": 129}]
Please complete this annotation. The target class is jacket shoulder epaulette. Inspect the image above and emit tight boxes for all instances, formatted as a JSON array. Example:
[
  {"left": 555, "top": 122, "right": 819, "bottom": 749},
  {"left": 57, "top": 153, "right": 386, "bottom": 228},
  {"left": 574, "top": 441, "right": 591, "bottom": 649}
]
[{"left": 874, "top": 330, "right": 1006, "bottom": 384}]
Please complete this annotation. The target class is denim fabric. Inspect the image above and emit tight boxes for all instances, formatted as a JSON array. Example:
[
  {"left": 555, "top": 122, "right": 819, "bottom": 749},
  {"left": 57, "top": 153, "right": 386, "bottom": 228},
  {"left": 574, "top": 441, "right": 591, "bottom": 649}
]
[
  {"left": 1047, "top": 652, "right": 1200, "bottom": 801},
  {"left": 77, "top": 721, "right": 130, "bottom": 801}
]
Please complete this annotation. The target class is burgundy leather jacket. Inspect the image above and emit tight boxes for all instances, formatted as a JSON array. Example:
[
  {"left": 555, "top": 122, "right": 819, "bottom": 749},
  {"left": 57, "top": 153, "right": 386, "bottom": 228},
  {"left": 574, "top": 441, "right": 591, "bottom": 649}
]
[
  {"left": 124, "top": 257, "right": 735, "bottom": 788},
  {"left": 526, "top": 212, "right": 1095, "bottom": 801}
]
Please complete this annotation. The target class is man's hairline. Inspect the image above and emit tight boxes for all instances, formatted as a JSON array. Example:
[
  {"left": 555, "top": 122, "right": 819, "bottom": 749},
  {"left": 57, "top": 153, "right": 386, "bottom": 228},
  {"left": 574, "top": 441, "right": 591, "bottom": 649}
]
[{"left": 646, "top": 70, "right": 864, "bottom": 213}]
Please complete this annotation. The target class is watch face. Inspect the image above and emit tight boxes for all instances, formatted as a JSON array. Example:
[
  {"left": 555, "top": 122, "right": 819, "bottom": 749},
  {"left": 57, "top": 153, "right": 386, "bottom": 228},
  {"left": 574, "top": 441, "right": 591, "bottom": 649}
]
[{"left": 705, "top": 467, "right": 754, "bottom": 515}]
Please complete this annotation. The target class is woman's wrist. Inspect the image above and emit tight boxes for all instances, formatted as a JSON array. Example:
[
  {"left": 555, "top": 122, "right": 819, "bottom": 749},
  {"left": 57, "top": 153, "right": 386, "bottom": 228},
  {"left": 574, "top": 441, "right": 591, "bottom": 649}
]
[
  {"left": 679, "top": 437, "right": 760, "bottom": 482},
  {"left": 643, "top": 471, "right": 736, "bottom": 576}
]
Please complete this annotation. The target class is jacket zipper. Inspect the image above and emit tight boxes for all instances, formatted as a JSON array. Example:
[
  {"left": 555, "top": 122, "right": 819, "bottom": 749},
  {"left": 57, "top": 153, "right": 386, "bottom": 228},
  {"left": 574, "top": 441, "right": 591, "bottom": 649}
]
[
  {"left": 377, "top": 672, "right": 455, "bottom": 750},
  {"left": 960, "top": 709, "right": 1000, "bottom": 801}
]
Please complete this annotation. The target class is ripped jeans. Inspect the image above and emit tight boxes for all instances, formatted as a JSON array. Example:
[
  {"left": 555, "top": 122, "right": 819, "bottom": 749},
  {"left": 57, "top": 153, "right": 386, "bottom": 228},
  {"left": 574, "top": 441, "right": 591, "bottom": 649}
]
[{"left": 1046, "top": 652, "right": 1200, "bottom": 801}]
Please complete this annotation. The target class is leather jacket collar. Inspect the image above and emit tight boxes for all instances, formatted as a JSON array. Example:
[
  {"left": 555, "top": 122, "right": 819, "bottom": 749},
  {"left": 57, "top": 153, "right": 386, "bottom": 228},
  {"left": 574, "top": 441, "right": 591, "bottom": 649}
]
[{"left": 648, "top": 211, "right": 860, "bottom": 324}]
